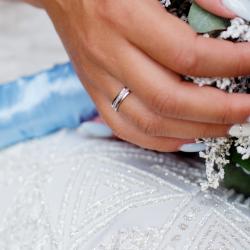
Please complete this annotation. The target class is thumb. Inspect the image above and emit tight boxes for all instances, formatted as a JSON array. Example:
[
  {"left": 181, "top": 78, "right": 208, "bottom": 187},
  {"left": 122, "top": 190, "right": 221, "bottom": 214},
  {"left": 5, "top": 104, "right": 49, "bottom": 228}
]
[{"left": 195, "top": 0, "right": 236, "bottom": 18}]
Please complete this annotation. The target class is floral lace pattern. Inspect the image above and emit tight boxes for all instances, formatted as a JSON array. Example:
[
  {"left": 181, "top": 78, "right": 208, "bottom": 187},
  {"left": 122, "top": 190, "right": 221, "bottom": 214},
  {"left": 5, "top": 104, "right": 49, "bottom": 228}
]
[{"left": 0, "top": 129, "right": 249, "bottom": 249}]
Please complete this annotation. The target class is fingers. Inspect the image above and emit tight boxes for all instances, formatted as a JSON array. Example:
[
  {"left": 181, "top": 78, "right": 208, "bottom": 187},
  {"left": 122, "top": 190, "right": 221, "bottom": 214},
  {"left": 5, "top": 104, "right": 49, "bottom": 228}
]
[
  {"left": 118, "top": 95, "right": 230, "bottom": 139},
  {"left": 111, "top": 43, "right": 250, "bottom": 125},
  {"left": 116, "top": 0, "right": 250, "bottom": 77},
  {"left": 195, "top": 0, "right": 236, "bottom": 18},
  {"left": 82, "top": 33, "right": 250, "bottom": 125},
  {"left": 84, "top": 80, "right": 191, "bottom": 152},
  {"left": 84, "top": 64, "right": 231, "bottom": 139}
]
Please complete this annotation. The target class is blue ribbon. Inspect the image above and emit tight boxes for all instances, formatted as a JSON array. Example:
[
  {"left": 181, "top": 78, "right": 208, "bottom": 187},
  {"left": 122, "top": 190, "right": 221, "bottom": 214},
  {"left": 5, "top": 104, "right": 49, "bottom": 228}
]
[{"left": 0, "top": 63, "right": 97, "bottom": 149}]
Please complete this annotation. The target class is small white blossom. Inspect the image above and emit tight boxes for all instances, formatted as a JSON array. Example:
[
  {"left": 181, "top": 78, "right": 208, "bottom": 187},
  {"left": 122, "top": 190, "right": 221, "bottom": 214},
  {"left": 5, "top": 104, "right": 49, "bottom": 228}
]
[
  {"left": 195, "top": 18, "right": 250, "bottom": 189},
  {"left": 220, "top": 18, "right": 250, "bottom": 41},
  {"left": 159, "top": 0, "right": 171, "bottom": 7},
  {"left": 163, "top": 1, "right": 250, "bottom": 190},
  {"left": 188, "top": 77, "right": 238, "bottom": 93},
  {"left": 235, "top": 137, "right": 250, "bottom": 160},
  {"left": 198, "top": 138, "right": 233, "bottom": 190}
]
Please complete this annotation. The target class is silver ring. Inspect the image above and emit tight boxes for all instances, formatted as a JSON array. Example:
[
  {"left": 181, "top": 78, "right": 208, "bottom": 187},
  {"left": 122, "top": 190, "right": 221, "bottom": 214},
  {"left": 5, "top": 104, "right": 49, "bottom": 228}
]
[{"left": 112, "top": 87, "right": 131, "bottom": 112}]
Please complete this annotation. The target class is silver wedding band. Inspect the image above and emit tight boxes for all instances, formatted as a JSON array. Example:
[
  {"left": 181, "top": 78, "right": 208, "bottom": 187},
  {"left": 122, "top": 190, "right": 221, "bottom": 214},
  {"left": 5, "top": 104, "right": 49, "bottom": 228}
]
[{"left": 112, "top": 87, "right": 131, "bottom": 112}]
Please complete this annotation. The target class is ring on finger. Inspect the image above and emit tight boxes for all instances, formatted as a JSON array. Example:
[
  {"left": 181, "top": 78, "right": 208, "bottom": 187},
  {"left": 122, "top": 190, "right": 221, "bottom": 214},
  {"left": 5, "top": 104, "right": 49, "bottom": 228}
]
[{"left": 111, "top": 87, "right": 131, "bottom": 112}]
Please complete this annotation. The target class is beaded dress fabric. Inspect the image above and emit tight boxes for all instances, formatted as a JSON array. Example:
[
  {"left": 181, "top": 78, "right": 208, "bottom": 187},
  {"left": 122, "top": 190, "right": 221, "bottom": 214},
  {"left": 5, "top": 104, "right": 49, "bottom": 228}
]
[
  {"left": 0, "top": 2, "right": 250, "bottom": 250},
  {"left": 0, "top": 130, "right": 250, "bottom": 249}
]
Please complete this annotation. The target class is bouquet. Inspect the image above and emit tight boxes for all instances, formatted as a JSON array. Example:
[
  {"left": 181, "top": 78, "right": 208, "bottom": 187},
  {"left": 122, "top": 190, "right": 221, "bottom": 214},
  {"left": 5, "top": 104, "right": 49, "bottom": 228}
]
[{"left": 161, "top": 0, "right": 250, "bottom": 196}]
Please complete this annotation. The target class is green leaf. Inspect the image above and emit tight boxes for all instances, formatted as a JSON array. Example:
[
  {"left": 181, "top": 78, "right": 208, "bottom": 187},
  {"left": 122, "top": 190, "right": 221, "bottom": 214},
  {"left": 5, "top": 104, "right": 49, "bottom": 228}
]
[
  {"left": 230, "top": 148, "right": 250, "bottom": 172},
  {"left": 224, "top": 164, "right": 250, "bottom": 197},
  {"left": 188, "top": 2, "right": 229, "bottom": 33}
]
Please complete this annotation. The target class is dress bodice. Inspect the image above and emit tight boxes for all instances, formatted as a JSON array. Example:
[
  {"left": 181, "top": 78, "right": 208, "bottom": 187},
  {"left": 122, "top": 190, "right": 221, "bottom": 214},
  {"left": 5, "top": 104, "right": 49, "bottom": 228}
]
[{"left": 0, "top": 129, "right": 249, "bottom": 250}]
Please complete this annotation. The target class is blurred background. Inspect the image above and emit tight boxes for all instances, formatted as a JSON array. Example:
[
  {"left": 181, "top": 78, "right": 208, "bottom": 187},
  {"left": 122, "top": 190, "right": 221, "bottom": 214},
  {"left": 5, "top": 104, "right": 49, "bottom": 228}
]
[{"left": 0, "top": 0, "right": 68, "bottom": 83}]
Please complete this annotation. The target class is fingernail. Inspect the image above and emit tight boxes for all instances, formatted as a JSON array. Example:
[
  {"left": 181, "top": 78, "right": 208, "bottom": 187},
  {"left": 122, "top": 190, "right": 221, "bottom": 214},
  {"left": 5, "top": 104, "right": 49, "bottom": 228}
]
[
  {"left": 179, "top": 143, "right": 206, "bottom": 153},
  {"left": 228, "top": 123, "right": 250, "bottom": 137},
  {"left": 222, "top": 0, "right": 250, "bottom": 21},
  {"left": 77, "top": 122, "right": 113, "bottom": 138}
]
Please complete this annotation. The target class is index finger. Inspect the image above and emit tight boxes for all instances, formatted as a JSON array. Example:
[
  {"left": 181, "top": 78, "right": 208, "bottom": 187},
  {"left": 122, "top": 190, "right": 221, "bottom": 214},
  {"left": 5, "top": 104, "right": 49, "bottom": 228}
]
[{"left": 117, "top": 0, "right": 250, "bottom": 77}]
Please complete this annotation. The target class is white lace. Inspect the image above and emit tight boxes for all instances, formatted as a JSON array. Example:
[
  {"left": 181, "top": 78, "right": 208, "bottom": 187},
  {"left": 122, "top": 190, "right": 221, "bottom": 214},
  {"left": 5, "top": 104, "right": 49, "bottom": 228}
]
[{"left": 0, "top": 129, "right": 249, "bottom": 249}]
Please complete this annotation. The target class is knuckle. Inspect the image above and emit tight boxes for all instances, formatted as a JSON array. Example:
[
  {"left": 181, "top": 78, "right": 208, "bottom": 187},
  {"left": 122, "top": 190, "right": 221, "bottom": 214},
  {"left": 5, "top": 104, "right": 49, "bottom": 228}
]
[
  {"left": 227, "top": 41, "right": 245, "bottom": 75},
  {"left": 136, "top": 116, "right": 158, "bottom": 136},
  {"left": 233, "top": 43, "right": 245, "bottom": 75},
  {"left": 182, "top": 54, "right": 198, "bottom": 75},
  {"left": 219, "top": 95, "right": 233, "bottom": 124},
  {"left": 96, "top": 0, "right": 130, "bottom": 28},
  {"left": 174, "top": 38, "right": 198, "bottom": 75},
  {"left": 152, "top": 92, "right": 180, "bottom": 118},
  {"left": 96, "top": 0, "right": 115, "bottom": 21}
]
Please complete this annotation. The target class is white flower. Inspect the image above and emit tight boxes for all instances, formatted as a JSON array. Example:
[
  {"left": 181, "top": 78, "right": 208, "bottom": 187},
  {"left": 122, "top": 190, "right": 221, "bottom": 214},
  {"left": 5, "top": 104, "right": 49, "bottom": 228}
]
[
  {"left": 220, "top": 18, "right": 250, "bottom": 41},
  {"left": 159, "top": 0, "right": 171, "bottom": 7},
  {"left": 163, "top": 1, "right": 250, "bottom": 190},
  {"left": 198, "top": 138, "right": 232, "bottom": 190}
]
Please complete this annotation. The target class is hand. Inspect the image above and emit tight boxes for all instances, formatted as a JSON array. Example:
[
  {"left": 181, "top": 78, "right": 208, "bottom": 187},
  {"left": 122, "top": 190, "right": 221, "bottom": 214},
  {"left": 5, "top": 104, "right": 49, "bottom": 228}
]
[{"left": 38, "top": 0, "right": 250, "bottom": 152}]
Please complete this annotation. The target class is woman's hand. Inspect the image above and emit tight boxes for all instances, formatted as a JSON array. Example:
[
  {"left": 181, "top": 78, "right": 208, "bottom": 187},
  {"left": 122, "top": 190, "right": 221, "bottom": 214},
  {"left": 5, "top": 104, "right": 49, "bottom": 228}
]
[{"left": 35, "top": 0, "right": 250, "bottom": 152}]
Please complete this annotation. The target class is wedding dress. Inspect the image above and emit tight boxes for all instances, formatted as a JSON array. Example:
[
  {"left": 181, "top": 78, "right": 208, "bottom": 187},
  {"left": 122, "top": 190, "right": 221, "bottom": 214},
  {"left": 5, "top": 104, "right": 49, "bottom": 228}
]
[{"left": 0, "top": 129, "right": 250, "bottom": 249}]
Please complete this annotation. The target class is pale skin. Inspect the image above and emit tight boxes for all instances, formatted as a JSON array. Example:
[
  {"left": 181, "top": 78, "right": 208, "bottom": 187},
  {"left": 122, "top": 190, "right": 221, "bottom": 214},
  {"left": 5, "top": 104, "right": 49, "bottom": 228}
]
[{"left": 22, "top": 0, "right": 250, "bottom": 152}]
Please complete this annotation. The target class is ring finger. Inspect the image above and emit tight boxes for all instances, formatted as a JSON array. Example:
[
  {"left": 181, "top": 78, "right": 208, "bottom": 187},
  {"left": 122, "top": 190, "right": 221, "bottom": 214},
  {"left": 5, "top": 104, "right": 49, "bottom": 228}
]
[
  {"left": 84, "top": 79, "right": 193, "bottom": 152},
  {"left": 84, "top": 64, "right": 231, "bottom": 139}
]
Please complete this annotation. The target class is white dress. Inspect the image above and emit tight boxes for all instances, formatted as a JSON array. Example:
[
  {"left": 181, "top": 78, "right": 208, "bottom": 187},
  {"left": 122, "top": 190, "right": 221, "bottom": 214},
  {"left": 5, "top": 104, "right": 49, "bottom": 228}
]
[
  {"left": 0, "top": 3, "right": 250, "bottom": 249},
  {"left": 0, "top": 129, "right": 249, "bottom": 249}
]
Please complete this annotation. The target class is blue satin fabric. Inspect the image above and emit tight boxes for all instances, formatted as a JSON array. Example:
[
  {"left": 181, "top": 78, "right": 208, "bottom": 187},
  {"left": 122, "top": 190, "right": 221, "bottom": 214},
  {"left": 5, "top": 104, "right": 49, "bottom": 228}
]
[{"left": 0, "top": 63, "right": 97, "bottom": 149}]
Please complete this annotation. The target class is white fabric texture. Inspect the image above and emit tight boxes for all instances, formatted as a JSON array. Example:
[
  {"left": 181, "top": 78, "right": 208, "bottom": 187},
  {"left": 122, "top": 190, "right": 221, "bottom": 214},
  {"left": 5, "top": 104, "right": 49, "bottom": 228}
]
[{"left": 0, "top": 129, "right": 249, "bottom": 249}]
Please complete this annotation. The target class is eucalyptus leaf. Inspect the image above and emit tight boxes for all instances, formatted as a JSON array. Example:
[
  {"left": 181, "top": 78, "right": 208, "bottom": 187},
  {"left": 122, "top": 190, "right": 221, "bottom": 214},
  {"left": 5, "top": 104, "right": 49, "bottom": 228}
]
[{"left": 188, "top": 2, "right": 229, "bottom": 33}]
